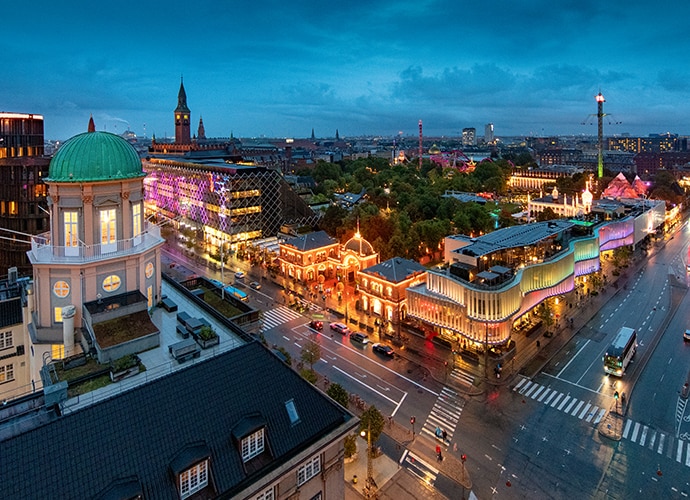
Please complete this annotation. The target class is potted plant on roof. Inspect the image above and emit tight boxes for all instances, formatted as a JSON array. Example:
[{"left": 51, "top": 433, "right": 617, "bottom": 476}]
[
  {"left": 196, "top": 325, "right": 220, "bottom": 349},
  {"left": 109, "top": 354, "right": 140, "bottom": 382}
]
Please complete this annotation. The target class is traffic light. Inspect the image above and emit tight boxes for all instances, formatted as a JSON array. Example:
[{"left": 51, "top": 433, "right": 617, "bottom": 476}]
[
  {"left": 614, "top": 391, "right": 619, "bottom": 400},
  {"left": 461, "top": 454, "right": 466, "bottom": 462},
  {"left": 410, "top": 416, "right": 416, "bottom": 424}
]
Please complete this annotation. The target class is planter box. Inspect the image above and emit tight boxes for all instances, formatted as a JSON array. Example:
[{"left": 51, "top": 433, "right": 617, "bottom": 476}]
[
  {"left": 110, "top": 365, "right": 139, "bottom": 382},
  {"left": 196, "top": 335, "right": 220, "bottom": 349}
]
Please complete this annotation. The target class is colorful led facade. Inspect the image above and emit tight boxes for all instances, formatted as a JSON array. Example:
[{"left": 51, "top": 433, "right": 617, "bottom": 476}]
[
  {"left": 407, "top": 201, "right": 665, "bottom": 346},
  {"left": 143, "top": 158, "right": 289, "bottom": 248}
]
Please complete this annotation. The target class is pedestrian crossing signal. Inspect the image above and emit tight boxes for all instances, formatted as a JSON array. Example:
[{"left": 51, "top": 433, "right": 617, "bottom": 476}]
[
  {"left": 461, "top": 454, "right": 466, "bottom": 462},
  {"left": 614, "top": 391, "right": 619, "bottom": 400}
]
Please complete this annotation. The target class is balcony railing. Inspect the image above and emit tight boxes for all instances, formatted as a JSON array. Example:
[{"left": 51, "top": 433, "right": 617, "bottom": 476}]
[{"left": 28, "top": 223, "right": 163, "bottom": 264}]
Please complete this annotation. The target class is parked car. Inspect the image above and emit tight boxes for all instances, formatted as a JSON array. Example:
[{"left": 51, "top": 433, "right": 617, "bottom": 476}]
[
  {"left": 329, "top": 322, "right": 350, "bottom": 335},
  {"left": 684, "top": 329, "right": 690, "bottom": 342},
  {"left": 309, "top": 320, "right": 323, "bottom": 331},
  {"left": 372, "top": 343, "right": 394, "bottom": 357},
  {"left": 249, "top": 281, "right": 261, "bottom": 290},
  {"left": 350, "top": 332, "right": 369, "bottom": 344}
]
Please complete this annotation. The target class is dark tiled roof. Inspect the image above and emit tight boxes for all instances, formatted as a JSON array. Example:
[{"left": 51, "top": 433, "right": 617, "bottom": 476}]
[
  {"left": 362, "top": 258, "right": 426, "bottom": 283},
  {"left": 0, "top": 341, "right": 353, "bottom": 499},
  {"left": 283, "top": 230, "right": 337, "bottom": 251}
]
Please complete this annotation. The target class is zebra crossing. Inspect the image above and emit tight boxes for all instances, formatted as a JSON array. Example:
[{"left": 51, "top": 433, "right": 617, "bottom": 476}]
[
  {"left": 513, "top": 376, "right": 607, "bottom": 425},
  {"left": 449, "top": 368, "right": 475, "bottom": 388},
  {"left": 421, "top": 386, "right": 465, "bottom": 443},
  {"left": 260, "top": 306, "right": 303, "bottom": 332},
  {"left": 622, "top": 419, "right": 690, "bottom": 467},
  {"left": 399, "top": 450, "right": 440, "bottom": 486}
]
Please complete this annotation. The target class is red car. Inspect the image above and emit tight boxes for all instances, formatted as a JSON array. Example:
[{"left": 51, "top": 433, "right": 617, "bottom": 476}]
[{"left": 309, "top": 320, "right": 323, "bottom": 331}]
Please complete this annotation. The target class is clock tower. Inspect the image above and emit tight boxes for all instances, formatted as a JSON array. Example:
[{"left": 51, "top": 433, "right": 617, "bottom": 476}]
[{"left": 174, "top": 77, "right": 191, "bottom": 144}]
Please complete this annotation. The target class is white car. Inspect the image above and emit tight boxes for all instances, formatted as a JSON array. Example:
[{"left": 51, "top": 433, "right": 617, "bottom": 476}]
[{"left": 234, "top": 271, "right": 246, "bottom": 279}]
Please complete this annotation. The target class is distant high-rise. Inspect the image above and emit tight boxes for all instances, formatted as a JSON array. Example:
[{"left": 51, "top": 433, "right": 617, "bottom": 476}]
[
  {"left": 0, "top": 112, "right": 50, "bottom": 275},
  {"left": 175, "top": 77, "right": 191, "bottom": 144},
  {"left": 462, "top": 128, "right": 476, "bottom": 147},
  {"left": 484, "top": 123, "right": 494, "bottom": 144}
]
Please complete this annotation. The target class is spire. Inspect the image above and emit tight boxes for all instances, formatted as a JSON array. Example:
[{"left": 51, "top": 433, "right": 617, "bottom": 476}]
[
  {"left": 176, "top": 76, "right": 190, "bottom": 113},
  {"left": 311, "top": 128, "right": 315, "bottom": 140},
  {"left": 335, "top": 129, "right": 340, "bottom": 140},
  {"left": 197, "top": 115, "right": 206, "bottom": 140},
  {"left": 87, "top": 114, "right": 96, "bottom": 133}
]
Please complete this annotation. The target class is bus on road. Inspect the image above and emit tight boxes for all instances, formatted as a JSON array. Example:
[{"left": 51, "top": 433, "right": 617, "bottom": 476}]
[
  {"left": 603, "top": 326, "right": 637, "bottom": 376},
  {"left": 223, "top": 285, "right": 248, "bottom": 302}
]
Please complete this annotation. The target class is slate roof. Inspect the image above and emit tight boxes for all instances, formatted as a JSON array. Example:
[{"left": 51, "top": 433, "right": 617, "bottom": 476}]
[
  {"left": 0, "top": 341, "right": 355, "bottom": 499},
  {"left": 361, "top": 257, "right": 427, "bottom": 283},
  {"left": 282, "top": 230, "right": 337, "bottom": 251}
]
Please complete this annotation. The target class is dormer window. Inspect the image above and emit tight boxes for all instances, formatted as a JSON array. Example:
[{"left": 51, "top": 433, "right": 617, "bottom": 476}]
[
  {"left": 241, "top": 428, "right": 264, "bottom": 462},
  {"left": 179, "top": 460, "right": 208, "bottom": 499}
]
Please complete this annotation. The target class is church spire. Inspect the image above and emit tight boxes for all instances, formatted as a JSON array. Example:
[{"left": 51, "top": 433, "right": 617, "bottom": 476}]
[
  {"left": 87, "top": 114, "right": 96, "bottom": 133},
  {"left": 197, "top": 115, "right": 206, "bottom": 140}
]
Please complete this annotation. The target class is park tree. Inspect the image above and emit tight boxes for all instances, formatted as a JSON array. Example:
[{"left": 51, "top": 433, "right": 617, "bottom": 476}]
[
  {"left": 359, "top": 405, "right": 386, "bottom": 445},
  {"left": 326, "top": 383, "right": 349, "bottom": 409}
]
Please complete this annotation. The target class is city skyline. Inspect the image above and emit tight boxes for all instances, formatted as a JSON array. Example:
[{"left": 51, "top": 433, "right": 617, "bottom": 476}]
[{"left": 4, "top": 1, "right": 690, "bottom": 141}]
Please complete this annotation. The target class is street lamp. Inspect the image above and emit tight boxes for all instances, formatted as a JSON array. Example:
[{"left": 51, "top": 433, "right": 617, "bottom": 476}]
[{"left": 360, "top": 421, "right": 376, "bottom": 493}]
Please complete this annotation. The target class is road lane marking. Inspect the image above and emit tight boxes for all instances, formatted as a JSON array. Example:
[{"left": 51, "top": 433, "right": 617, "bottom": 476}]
[
  {"left": 332, "top": 365, "right": 398, "bottom": 404},
  {"left": 578, "top": 402, "right": 592, "bottom": 419},
  {"left": 571, "top": 400, "right": 584, "bottom": 416},
  {"left": 556, "top": 339, "right": 590, "bottom": 378},
  {"left": 623, "top": 419, "right": 632, "bottom": 439},
  {"left": 677, "top": 441, "right": 684, "bottom": 463},
  {"left": 631, "top": 422, "right": 640, "bottom": 442}
]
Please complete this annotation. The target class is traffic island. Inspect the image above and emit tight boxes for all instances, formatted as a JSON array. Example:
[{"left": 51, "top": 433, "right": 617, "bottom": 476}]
[{"left": 598, "top": 412, "right": 624, "bottom": 441}]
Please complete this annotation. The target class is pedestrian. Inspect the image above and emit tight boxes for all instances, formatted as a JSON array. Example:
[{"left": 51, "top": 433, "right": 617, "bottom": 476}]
[
  {"left": 435, "top": 444, "right": 441, "bottom": 455},
  {"left": 453, "top": 443, "right": 458, "bottom": 453},
  {"left": 442, "top": 429, "right": 447, "bottom": 441}
]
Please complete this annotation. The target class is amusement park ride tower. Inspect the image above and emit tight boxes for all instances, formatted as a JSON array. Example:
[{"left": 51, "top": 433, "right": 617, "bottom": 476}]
[{"left": 596, "top": 92, "right": 605, "bottom": 178}]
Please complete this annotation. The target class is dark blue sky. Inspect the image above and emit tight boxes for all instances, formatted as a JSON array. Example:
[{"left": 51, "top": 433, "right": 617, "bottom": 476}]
[{"left": 4, "top": 1, "right": 690, "bottom": 141}]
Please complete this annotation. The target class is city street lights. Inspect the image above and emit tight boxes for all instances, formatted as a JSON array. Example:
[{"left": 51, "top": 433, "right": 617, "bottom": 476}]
[{"left": 360, "top": 421, "right": 376, "bottom": 494}]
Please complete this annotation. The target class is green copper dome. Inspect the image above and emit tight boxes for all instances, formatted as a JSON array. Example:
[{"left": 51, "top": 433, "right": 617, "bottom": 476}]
[{"left": 47, "top": 130, "right": 144, "bottom": 182}]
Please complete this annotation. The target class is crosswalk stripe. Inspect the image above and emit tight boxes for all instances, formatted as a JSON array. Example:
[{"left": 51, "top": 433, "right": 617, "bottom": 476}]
[
  {"left": 677, "top": 441, "right": 684, "bottom": 463},
  {"left": 514, "top": 377, "right": 528, "bottom": 391},
  {"left": 565, "top": 399, "right": 577, "bottom": 414},
  {"left": 623, "top": 419, "right": 632, "bottom": 439},
  {"left": 524, "top": 384, "right": 539, "bottom": 398},
  {"left": 543, "top": 391, "right": 556, "bottom": 405},
  {"left": 537, "top": 388, "right": 550, "bottom": 402},
  {"left": 686, "top": 445, "right": 690, "bottom": 467},
  {"left": 558, "top": 395, "right": 571, "bottom": 411},
  {"left": 585, "top": 406, "right": 598, "bottom": 422},
  {"left": 657, "top": 433, "right": 665, "bottom": 454},
  {"left": 520, "top": 381, "right": 534, "bottom": 395},
  {"left": 639, "top": 426, "right": 648, "bottom": 446},
  {"left": 648, "top": 431, "right": 656, "bottom": 450},
  {"left": 571, "top": 400, "right": 584, "bottom": 416},
  {"left": 631, "top": 422, "right": 640, "bottom": 442},
  {"left": 578, "top": 402, "right": 592, "bottom": 420},
  {"left": 531, "top": 386, "right": 545, "bottom": 399},
  {"left": 451, "top": 370, "right": 475, "bottom": 386},
  {"left": 550, "top": 393, "right": 564, "bottom": 408},
  {"left": 593, "top": 408, "right": 606, "bottom": 424}
]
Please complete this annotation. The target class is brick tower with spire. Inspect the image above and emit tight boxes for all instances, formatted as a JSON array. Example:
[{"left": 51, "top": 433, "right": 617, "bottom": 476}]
[{"left": 175, "top": 77, "right": 191, "bottom": 144}]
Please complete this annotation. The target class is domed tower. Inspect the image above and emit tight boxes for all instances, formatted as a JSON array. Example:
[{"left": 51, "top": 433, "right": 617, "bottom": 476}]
[
  {"left": 341, "top": 222, "right": 378, "bottom": 281},
  {"left": 175, "top": 77, "right": 191, "bottom": 144},
  {"left": 27, "top": 117, "right": 164, "bottom": 366}
]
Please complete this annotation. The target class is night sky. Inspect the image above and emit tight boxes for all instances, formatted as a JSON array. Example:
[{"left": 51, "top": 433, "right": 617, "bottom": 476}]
[{"left": 4, "top": 1, "right": 690, "bottom": 141}]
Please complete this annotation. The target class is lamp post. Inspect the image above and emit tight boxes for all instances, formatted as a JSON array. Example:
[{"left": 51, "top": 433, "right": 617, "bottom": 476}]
[{"left": 360, "top": 421, "right": 376, "bottom": 493}]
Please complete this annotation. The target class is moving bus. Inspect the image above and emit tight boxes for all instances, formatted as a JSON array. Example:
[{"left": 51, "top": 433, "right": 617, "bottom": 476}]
[
  {"left": 223, "top": 285, "right": 248, "bottom": 302},
  {"left": 603, "top": 326, "right": 637, "bottom": 376}
]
